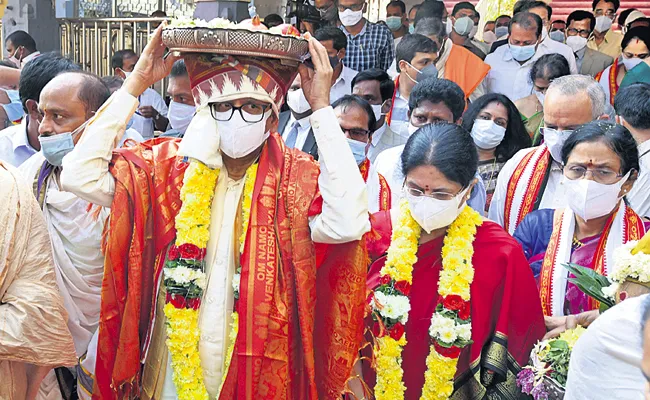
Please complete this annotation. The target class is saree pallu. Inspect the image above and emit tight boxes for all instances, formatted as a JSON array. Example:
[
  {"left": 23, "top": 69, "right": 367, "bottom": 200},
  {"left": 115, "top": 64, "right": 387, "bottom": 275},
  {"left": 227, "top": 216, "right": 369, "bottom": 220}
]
[
  {"left": 364, "top": 213, "right": 545, "bottom": 399},
  {"left": 95, "top": 133, "right": 366, "bottom": 399}
]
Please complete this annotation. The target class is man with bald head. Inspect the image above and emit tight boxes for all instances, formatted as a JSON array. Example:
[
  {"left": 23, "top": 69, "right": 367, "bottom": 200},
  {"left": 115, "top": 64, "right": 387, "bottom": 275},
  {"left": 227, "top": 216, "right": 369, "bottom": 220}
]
[
  {"left": 489, "top": 75, "right": 609, "bottom": 234},
  {"left": 18, "top": 70, "right": 112, "bottom": 400}
]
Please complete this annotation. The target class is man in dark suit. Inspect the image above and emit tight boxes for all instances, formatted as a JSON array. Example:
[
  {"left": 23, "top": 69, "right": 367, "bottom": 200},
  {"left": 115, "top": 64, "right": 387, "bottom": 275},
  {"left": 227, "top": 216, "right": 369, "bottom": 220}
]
[
  {"left": 566, "top": 10, "right": 614, "bottom": 77},
  {"left": 279, "top": 74, "right": 319, "bottom": 160}
]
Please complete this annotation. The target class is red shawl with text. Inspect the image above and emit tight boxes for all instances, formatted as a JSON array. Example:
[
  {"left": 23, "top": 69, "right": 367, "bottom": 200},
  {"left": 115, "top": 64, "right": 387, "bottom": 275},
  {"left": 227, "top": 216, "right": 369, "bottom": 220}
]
[{"left": 94, "top": 133, "right": 367, "bottom": 399}]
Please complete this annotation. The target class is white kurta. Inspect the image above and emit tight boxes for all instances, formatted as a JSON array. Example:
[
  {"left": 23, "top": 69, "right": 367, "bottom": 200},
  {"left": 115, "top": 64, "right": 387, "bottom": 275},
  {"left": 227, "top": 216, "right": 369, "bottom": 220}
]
[
  {"left": 488, "top": 146, "right": 568, "bottom": 228},
  {"left": 564, "top": 294, "right": 647, "bottom": 399},
  {"left": 61, "top": 88, "right": 370, "bottom": 398},
  {"left": 20, "top": 152, "right": 107, "bottom": 400}
]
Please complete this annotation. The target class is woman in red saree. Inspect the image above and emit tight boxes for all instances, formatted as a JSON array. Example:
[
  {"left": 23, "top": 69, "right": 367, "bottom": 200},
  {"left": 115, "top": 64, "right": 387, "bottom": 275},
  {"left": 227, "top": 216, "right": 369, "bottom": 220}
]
[
  {"left": 514, "top": 121, "right": 646, "bottom": 335},
  {"left": 359, "top": 123, "right": 545, "bottom": 399}
]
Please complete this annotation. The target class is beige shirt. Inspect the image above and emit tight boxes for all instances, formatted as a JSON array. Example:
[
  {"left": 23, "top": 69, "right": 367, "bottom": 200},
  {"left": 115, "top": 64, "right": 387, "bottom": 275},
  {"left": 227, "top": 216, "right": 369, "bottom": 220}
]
[{"left": 587, "top": 29, "right": 623, "bottom": 61}]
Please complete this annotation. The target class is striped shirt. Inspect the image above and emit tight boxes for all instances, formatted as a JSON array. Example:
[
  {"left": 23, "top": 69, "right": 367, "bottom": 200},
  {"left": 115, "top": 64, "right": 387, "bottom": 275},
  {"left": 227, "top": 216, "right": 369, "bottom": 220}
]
[{"left": 340, "top": 21, "right": 395, "bottom": 72}]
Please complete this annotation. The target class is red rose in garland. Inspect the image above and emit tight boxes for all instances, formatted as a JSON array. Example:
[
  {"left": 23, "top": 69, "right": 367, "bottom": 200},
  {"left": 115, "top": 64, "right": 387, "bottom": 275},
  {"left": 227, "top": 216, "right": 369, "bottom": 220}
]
[
  {"left": 178, "top": 243, "right": 206, "bottom": 260},
  {"left": 389, "top": 322, "right": 405, "bottom": 340},
  {"left": 168, "top": 245, "right": 180, "bottom": 261},
  {"left": 433, "top": 342, "right": 462, "bottom": 359},
  {"left": 458, "top": 301, "right": 471, "bottom": 320},
  {"left": 394, "top": 280, "right": 411, "bottom": 296},
  {"left": 443, "top": 294, "right": 465, "bottom": 312}
]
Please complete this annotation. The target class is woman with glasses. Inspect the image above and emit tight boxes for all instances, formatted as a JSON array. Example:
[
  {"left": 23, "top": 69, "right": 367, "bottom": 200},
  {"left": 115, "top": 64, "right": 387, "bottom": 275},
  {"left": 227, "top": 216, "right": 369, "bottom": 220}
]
[
  {"left": 515, "top": 54, "right": 570, "bottom": 145},
  {"left": 514, "top": 122, "right": 647, "bottom": 322},
  {"left": 462, "top": 93, "right": 531, "bottom": 213},
  {"left": 358, "top": 122, "right": 545, "bottom": 399},
  {"left": 595, "top": 26, "right": 650, "bottom": 105}
]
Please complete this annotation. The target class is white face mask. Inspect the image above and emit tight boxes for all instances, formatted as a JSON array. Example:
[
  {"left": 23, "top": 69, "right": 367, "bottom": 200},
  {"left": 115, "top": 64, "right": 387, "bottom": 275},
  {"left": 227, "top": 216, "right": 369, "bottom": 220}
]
[
  {"left": 218, "top": 109, "right": 272, "bottom": 159},
  {"left": 371, "top": 102, "right": 385, "bottom": 121},
  {"left": 407, "top": 122, "right": 419, "bottom": 136},
  {"left": 469, "top": 25, "right": 478, "bottom": 39},
  {"left": 470, "top": 119, "right": 506, "bottom": 150},
  {"left": 347, "top": 138, "right": 367, "bottom": 165},
  {"left": 406, "top": 187, "right": 470, "bottom": 233},
  {"left": 541, "top": 25, "right": 549, "bottom": 41},
  {"left": 483, "top": 31, "right": 498, "bottom": 44},
  {"left": 622, "top": 56, "right": 643, "bottom": 72},
  {"left": 445, "top": 18, "right": 453, "bottom": 35},
  {"left": 121, "top": 69, "right": 132, "bottom": 78},
  {"left": 566, "top": 35, "right": 588, "bottom": 53},
  {"left": 563, "top": 171, "right": 629, "bottom": 221},
  {"left": 340, "top": 9, "right": 363, "bottom": 26},
  {"left": 542, "top": 127, "right": 574, "bottom": 163},
  {"left": 594, "top": 15, "right": 613, "bottom": 33},
  {"left": 168, "top": 101, "right": 196, "bottom": 134},
  {"left": 534, "top": 90, "right": 545, "bottom": 106},
  {"left": 286, "top": 89, "right": 311, "bottom": 115}
]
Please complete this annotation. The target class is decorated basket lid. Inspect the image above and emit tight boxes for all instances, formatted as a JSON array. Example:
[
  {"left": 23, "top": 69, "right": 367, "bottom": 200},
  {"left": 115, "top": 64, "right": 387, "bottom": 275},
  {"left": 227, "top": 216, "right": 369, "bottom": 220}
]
[{"left": 162, "top": 17, "right": 310, "bottom": 64}]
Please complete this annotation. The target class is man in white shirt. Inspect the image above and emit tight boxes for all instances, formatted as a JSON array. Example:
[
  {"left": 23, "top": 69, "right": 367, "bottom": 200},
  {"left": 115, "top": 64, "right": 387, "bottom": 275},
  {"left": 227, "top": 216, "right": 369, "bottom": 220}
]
[
  {"left": 314, "top": 26, "right": 358, "bottom": 104},
  {"left": 61, "top": 29, "right": 369, "bottom": 399},
  {"left": 333, "top": 94, "right": 391, "bottom": 212},
  {"left": 19, "top": 70, "right": 112, "bottom": 400},
  {"left": 564, "top": 294, "right": 649, "bottom": 399},
  {"left": 5, "top": 30, "right": 41, "bottom": 69},
  {"left": 370, "top": 77, "right": 487, "bottom": 214},
  {"left": 112, "top": 49, "right": 168, "bottom": 139},
  {"left": 614, "top": 83, "right": 650, "bottom": 218},
  {"left": 485, "top": 12, "right": 577, "bottom": 102},
  {"left": 0, "top": 53, "right": 79, "bottom": 166},
  {"left": 488, "top": 75, "right": 609, "bottom": 234},
  {"left": 352, "top": 68, "right": 406, "bottom": 162},
  {"left": 386, "top": 0, "right": 408, "bottom": 48},
  {"left": 516, "top": 1, "right": 578, "bottom": 72},
  {"left": 386, "top": 33, "right": 438, "bottom": 138}
]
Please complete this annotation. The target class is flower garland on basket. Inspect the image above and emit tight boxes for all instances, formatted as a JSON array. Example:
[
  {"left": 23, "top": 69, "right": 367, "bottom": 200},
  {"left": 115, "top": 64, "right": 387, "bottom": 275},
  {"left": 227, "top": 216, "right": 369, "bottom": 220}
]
[
  {"left": 163, "top": 160, "right": 219, "bottom": 400},
  {"left": 370, "top": 199, "right": 482, "bottom": 400},
  {"left": 516, "top": 327, "right": 586, "bottom": 400}
]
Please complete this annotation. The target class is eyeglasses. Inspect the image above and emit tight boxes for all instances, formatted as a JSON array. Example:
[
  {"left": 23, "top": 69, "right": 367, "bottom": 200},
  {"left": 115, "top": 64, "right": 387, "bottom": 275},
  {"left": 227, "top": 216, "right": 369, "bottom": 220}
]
[
  {"left": 342, "top": 127, "right": 370, "bottom": 140},
  {"left": 404, "top": 185, "right": 461, "bottom": 201},
  {"left": 338, "top": 3, "right": 364, "bottom": 12},
  {"left": 564, "top": 164, "right": 626, "bottom": 185},
  {"left": 567, "top": 28, "right": 591, "bottom": 38},
  {"left": 209, "top": 102, "right": 271, "bottom": 123},
  {"left": 594, "top": 10, "right": 616, "bottom": 18}
]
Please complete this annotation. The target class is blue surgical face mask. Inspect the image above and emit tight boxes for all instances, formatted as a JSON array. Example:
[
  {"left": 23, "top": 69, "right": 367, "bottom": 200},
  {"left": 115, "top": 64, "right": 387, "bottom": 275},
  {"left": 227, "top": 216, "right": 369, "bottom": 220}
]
[
  {"left": 409, "top": 23, "right": 415, "bottom": 34},
  {"left": 509, "top": 43, "right": 537, "bottom": 62},
  {"left": 495, "top": 26, "right": 509, "bottom": 38},
  {"left": 347, "top": 138, "right": 367, "bottom": 165},
  {"left": 38, "top": 122, "right": 88, "bottom": 166},
  {"left": 386, "top": 16, "right": 403, "bottom": 31}
]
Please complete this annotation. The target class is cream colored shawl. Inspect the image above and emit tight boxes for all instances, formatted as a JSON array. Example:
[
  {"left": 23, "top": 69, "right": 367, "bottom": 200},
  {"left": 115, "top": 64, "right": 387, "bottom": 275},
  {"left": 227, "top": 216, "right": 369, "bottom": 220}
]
[{"left": 0, "top": 162, "right": 76, "bottom": 400}]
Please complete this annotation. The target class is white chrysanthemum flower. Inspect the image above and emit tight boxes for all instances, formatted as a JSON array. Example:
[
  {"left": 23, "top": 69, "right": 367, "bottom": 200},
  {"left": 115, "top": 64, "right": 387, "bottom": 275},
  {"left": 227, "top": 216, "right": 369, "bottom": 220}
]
[
  {"left": 610, "top": 241, "right": 650, "bottom": 284},
  {"left": 439, "top": 325, "right": 457, "bottom": 344},
  {"left": 374, "top": 291, "right": 411, "bottom": 322},
  {"left": 429, "top": 313, "right": 455, "bottom": 337},
  {"left": 601, "top": 282, "right": 619, "bottom": 300},
  {"left": 455, "top": 322, "right": 472, "bottom": 341}
]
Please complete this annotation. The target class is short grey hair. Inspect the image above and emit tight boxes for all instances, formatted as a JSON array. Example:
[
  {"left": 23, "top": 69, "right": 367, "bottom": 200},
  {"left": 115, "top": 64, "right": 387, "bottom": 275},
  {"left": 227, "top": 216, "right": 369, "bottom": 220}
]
[
  {"left": 414, "top": 17, "right": 447, "bottom": 40},
  {"left": 547, "top": 75, "right": 607, "bottom": 120}
]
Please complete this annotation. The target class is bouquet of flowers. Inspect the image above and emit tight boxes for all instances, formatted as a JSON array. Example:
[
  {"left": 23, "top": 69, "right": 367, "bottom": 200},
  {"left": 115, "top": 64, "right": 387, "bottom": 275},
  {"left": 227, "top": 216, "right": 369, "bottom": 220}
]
[
  {"left": 564, "top": 230, "right": 650, "bottom": 312},
  {"left": 516, "top": 327, "right": 586, "bottom": 400}
]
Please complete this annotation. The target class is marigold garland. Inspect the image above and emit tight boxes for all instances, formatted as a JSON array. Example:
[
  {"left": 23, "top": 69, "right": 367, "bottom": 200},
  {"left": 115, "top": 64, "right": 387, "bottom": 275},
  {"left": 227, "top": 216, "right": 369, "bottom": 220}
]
[
  {"left": 163, "top": 159, "right": 220, "bottom": 400},
  {"left": 371, "top": 199, "right": 482, "bottom": 400}
]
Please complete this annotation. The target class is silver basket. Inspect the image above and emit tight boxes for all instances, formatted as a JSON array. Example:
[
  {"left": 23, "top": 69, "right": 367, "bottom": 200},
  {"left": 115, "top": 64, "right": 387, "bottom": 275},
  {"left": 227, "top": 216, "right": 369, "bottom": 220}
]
[{"left": 162, "top": 27, "right": 310, "bottom": 63}]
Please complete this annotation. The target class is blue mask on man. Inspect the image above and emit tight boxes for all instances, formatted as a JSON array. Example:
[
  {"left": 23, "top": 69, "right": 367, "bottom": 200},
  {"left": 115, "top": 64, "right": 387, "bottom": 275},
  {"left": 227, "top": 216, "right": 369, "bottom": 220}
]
[
  {"left": 346, "top": 138, "right": 367, "bottom": 165},
  {"left": 509, "top": 43, "right": 537, "bottom": 62}
]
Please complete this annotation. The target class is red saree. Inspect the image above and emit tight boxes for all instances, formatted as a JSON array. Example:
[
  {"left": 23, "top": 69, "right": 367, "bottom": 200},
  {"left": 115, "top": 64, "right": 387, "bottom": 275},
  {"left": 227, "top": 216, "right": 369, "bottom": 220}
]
[
  {"left": 363, "top": 212, "right": 545, "bottom": 399},
  {"left": 95, "top": 133, "right": 367, "bottom": 399}
]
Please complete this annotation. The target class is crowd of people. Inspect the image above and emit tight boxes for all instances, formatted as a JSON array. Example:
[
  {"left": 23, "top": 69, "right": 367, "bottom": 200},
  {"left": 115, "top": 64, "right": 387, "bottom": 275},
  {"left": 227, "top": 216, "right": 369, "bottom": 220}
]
[{"left": 1, "top": 0, "right": 650, "bottom": 399}]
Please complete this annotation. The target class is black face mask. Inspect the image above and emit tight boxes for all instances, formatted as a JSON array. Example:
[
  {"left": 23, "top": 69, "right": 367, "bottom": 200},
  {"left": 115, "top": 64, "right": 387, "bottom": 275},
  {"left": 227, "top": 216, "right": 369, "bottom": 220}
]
[{"left": 319, "top": 4, "right": 338, "bottom": 22}]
